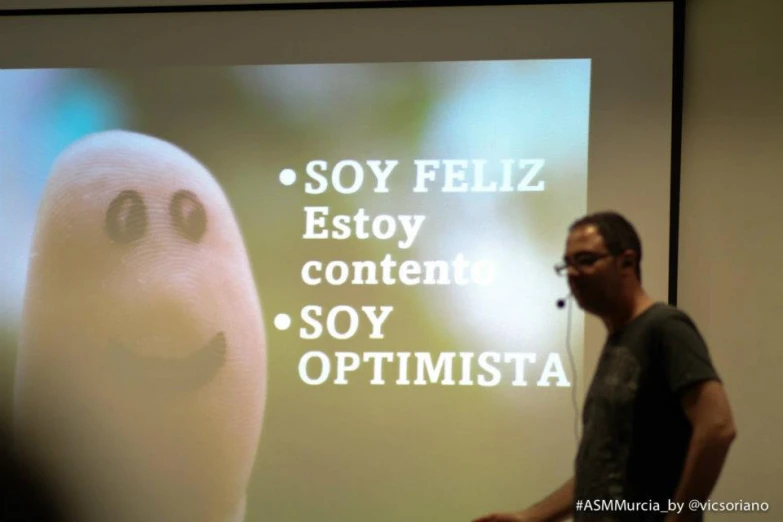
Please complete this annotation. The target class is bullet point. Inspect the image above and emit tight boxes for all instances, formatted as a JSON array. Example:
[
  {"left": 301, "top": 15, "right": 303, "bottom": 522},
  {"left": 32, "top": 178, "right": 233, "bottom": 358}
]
[
  {"left": 273, "top": 313, "right": 291, "bottom": 330},
  {"left": 279, "top": 169, "right": 296, "bottom": 186}
]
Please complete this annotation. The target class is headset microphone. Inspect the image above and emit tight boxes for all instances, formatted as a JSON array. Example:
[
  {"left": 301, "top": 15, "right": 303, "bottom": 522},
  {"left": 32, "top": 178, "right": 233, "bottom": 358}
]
[{"left": 556, "top": 294, "right": 571, "bottom": 309}]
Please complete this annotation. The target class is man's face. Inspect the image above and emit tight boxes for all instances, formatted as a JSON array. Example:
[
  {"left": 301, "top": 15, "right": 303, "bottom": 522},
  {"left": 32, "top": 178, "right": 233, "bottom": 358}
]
[{"left": 562, "top": 224, "right": 623, "bottom": 315}]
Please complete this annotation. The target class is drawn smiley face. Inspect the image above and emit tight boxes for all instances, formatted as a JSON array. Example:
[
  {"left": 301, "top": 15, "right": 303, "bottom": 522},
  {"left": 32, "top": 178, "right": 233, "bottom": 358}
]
[
  {"left": 16, "top": 129, "right": 265, "bottom": 407},
  {"left": 103, "top": 188, "right": 225, "bottom": 393}
]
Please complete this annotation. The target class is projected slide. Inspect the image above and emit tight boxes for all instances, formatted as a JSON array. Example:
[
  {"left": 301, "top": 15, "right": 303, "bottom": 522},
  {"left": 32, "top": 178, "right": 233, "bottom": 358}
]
[{"left": 0, "top": 59, "right": 589, "bottom": 522}]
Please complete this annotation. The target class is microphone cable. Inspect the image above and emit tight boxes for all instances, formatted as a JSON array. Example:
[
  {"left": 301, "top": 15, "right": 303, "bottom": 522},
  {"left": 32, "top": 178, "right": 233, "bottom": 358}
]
[{"left": 562, "top": 295, "right": 581, "bottom": 446}]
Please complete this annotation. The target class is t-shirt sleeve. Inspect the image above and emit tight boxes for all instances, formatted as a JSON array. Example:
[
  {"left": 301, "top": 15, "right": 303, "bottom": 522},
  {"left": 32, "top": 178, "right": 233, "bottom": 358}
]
[{"left": 657, "top": 314, "right": 721, "bottom": 396}]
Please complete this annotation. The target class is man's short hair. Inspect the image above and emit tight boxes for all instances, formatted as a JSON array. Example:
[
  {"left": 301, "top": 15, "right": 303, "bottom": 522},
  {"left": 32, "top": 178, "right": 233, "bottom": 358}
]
[{"left": 569, "top": 211, "right": 643, "bottom": 281}]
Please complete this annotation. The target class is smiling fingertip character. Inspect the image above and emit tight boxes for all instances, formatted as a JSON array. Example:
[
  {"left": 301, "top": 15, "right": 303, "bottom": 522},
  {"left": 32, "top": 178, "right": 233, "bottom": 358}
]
[{"left": 13, "top": 130, "right": 266, "bottom": 522}]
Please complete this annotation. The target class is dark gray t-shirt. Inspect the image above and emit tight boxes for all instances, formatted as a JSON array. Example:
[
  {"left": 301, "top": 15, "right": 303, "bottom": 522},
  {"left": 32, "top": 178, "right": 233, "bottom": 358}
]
[{"left": 573, "top": 303, "right": 720, "bottom": 521}]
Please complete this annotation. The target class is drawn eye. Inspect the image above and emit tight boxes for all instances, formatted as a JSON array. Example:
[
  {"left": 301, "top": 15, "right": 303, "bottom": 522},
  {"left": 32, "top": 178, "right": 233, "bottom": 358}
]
[
  {"left": 170, "top": 190, "right": 207, "bottom": 243},
  {"left": 105, "top": 190, "right": 148, "bottom": 243}
]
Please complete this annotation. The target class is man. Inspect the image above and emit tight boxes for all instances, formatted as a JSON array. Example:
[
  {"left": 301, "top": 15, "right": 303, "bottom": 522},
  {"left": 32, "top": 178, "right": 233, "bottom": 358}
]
[{"left": 472, "top": 211, "right": 736, "bottom": 522}]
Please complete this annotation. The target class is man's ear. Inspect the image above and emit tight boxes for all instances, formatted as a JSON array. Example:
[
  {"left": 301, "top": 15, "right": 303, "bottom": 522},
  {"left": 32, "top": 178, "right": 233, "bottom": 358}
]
[{"left": 620, "top": 250, "right": 635, "bottom": 268}]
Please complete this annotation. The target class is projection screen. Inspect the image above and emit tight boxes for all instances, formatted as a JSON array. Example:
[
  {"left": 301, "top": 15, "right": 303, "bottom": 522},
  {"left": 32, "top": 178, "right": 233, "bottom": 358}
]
[{"left": 0, "top": 1, "right": 682, "bottom": 521}]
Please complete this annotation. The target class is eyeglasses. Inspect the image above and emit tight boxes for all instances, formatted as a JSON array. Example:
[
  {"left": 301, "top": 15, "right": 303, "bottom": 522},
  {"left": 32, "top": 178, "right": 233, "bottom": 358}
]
[{"left": 554, "top": 252, "right": 613, "bottom": 276}]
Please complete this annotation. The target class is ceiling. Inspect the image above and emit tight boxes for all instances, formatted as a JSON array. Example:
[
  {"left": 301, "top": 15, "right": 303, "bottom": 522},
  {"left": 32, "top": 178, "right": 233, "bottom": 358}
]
[{"left": 1, "top": 0, "right": 398, "bottom": 10}]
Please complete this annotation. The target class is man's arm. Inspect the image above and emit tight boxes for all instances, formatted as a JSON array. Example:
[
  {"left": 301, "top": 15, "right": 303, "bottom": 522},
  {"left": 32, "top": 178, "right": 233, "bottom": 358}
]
[
  {"left": 665, "top": 380, "right": 737, "bottom": 522},
  {"left": 471, "top": 477, "right": 574, "bottom": 522}
]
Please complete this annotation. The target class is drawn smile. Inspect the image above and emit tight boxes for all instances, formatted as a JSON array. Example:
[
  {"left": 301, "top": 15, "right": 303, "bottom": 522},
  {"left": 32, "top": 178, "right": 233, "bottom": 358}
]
[{"left": 109, "top": 332, "right": 226, "bottom": 393}]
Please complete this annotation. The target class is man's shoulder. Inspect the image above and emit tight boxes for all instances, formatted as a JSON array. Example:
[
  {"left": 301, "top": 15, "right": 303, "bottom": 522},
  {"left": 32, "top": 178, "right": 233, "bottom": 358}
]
[
  {"left": 637, "top": 302, "right": 698, "bottom": 331},
  {"left": 621, "top": 303, "right": 706, "bottom": 352},
  {"left": 638, "top": 303, "right": 715, "bottom": 363}
]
